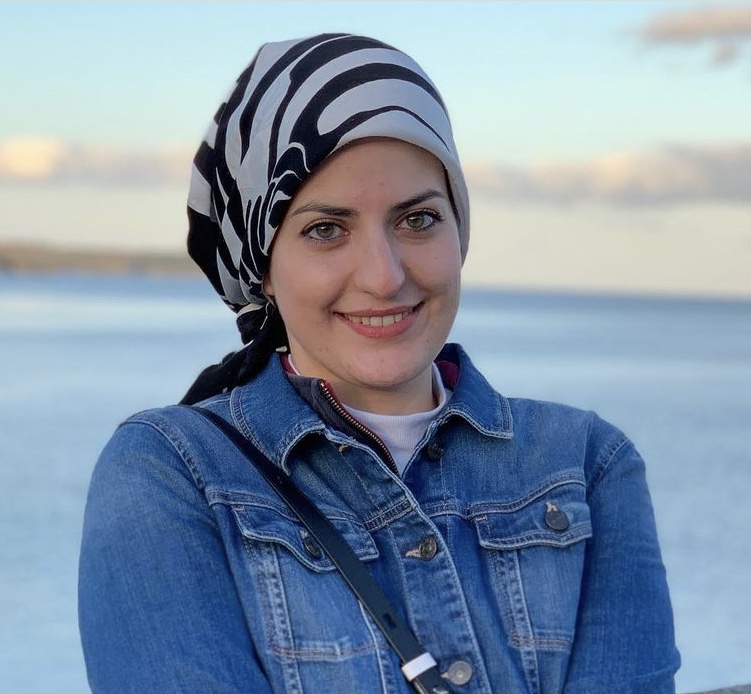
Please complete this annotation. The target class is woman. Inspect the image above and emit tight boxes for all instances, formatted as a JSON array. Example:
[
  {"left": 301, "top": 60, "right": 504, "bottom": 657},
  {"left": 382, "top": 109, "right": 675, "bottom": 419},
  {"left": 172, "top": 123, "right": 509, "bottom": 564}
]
[{"left": 79, "top": 34, "right": 680, "bottom": 693}]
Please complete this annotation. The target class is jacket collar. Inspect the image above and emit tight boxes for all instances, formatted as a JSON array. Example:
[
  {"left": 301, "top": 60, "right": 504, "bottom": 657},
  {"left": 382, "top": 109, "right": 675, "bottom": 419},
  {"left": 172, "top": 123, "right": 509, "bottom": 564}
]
[
  {"left": 230, "top": 342, "right": 513, "bottom": 473},
  {"left": 435, "top": 343, "right": 514, "bottom": 440}
]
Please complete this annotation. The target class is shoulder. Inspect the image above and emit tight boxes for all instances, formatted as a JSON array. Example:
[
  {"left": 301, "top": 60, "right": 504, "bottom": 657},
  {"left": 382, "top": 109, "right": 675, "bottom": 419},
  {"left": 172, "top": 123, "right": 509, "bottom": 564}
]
[
  {"left": 95, "top": 396, "right": 234, "bottom": 492},
  {"left": 506, "top": 396, "right": 641, "bottom": 493},
  {"left": 507, "top": 396, "right": 623, "bottom": 443}
]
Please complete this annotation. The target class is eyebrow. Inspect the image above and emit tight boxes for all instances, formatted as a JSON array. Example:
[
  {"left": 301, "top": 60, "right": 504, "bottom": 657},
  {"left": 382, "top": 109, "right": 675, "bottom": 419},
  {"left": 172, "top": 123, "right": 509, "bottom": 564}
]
[
  {"left": 392, "top": 189, "right": 447, "bottom": 213},
  {"left": 289, "top": 189, "right": 447, "bottom": 218}
]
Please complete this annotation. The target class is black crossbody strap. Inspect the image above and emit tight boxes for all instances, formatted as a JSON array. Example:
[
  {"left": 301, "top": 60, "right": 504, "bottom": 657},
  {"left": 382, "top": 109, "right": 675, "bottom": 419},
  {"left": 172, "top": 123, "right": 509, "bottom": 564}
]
[{"left": 184, "top": 406, "right": 451, "bottom": 694}]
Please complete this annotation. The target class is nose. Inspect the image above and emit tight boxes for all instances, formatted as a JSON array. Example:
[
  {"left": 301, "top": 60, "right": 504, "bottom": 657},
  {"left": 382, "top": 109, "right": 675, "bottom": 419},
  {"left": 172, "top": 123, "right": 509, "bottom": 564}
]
[{"left": 353, "top": 227, "right": 405, "bottom": 298}]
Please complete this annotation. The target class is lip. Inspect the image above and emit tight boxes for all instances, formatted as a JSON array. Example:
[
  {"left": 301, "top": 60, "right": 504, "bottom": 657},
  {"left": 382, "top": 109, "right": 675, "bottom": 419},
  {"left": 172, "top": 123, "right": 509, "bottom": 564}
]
[{"left": 337, "top": 304, "right": 421, "bottom": 338}]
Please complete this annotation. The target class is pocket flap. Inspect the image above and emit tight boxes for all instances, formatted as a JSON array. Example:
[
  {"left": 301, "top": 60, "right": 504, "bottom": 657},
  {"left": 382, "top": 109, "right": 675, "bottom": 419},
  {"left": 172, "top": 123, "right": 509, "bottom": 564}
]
[
  {"left": 473, "top": 481, "right": 592, "bottom": 550},
  {"left": 231, "top": 502, "right": 379, "bottom": 571}
]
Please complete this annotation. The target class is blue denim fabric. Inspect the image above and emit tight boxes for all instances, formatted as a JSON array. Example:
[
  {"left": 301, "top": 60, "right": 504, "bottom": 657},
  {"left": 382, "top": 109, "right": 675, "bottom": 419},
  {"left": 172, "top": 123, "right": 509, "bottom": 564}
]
[{"left": 79, "top": 343, "right": 680, "bottom": 693}]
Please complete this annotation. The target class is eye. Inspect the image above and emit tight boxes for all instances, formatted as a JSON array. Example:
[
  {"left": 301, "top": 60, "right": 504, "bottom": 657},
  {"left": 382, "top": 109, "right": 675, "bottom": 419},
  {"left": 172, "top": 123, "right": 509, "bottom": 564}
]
[
  {"left": 302, "top": 221, "right": 344, "bottom": 242},
  {"left": 400, "top": 209, "right": 443, "bottom": 232}
]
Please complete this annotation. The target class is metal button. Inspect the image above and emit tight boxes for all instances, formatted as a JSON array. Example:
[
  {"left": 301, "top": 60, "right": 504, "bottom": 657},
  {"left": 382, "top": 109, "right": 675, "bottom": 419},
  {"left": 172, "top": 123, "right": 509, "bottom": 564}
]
[
  {"left": 405, "top": 535, "right": 439, "bottom": 560},
  {"left": 418, "top": 535, "right": 438, "bottom": 560},
  {"left": 545, "top": 502, "right": 569, "bottom": 531},
  {"left": 426, "top": 440, "right": 443, "bottom": 461},
  {"left": 302, "top": 534, "right": 323, "bottom": 559},
  {"left": 443, "top": 659, "right": 473, "bottom": 685}
]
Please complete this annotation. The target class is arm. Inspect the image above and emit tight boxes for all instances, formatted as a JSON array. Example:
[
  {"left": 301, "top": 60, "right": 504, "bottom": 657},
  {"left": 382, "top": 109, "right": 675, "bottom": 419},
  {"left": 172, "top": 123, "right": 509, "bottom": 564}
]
[
  {"left": 564, "top": 433, "right": 681, "bottom": 693},
  {"left": 78, "top": 419, "right": 272, "bottom": 694}
]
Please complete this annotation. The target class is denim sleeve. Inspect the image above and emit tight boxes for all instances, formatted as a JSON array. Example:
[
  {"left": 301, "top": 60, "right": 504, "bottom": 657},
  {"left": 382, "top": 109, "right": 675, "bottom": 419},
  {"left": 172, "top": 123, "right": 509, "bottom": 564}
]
[
  {"left": 78, "top": 419, "right": 272, "bottom": 694},
  {"left": 563, "top": 431, "right": 681, "bottom": 694}
]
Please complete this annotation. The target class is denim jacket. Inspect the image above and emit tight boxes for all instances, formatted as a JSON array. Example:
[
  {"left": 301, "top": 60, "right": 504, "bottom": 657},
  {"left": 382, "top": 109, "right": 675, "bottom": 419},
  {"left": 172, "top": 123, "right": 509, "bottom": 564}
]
[{"left": 79, "top": 343, "right": 679, "bottom": 693}]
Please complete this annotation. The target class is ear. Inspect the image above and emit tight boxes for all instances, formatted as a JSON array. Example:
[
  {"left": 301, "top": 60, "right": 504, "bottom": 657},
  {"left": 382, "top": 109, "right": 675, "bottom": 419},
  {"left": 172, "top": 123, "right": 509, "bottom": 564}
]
[{"left": 262, "top": 274, "right": 274, "bottom": 300}]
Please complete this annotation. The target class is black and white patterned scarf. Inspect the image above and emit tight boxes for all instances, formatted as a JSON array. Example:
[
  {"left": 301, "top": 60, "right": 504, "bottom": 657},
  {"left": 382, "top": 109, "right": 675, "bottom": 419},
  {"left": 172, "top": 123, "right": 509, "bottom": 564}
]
[{"left": 181, "top": 33, "right": 470, "bottom": 403}]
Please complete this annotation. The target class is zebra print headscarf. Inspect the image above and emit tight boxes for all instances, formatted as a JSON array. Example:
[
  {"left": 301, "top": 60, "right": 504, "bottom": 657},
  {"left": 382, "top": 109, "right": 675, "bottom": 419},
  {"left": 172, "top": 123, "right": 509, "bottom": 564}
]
[{"left": 181, "top": 33, "right": 469, "bottom": 403}]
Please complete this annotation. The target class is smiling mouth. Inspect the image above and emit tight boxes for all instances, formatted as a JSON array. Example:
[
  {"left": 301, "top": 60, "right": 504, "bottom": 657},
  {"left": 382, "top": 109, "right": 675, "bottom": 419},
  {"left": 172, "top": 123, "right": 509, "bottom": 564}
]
[{"left": 343, "top": 307, "right": 416, "bottom": 327}]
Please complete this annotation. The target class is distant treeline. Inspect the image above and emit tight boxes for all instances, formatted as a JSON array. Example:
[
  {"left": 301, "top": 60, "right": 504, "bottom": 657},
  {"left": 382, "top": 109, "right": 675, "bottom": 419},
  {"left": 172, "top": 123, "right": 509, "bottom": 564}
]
[{"left": 0, "top": 242, "right": 197, "bottom": 276}]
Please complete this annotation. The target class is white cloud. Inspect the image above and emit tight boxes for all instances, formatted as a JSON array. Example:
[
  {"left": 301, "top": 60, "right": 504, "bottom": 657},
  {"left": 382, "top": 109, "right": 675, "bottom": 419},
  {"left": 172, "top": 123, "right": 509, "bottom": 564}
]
[
  {"left": 465, "top": 144, "right": 751, "bottom": 205},
  {"left": 639, "top": 5, "right": 751, "bottom": 67},
  {"left": 5, "top": 136, "right": 751, "bottom": 208},
  {"left": 640, "top": 6, "right": 751, "bottom": 44},
  {"left": 0, "top": 137, "right": 192, "bottom": 185},
  {"left": 0, "top": 137, "right": 68, "bottom": 180}
]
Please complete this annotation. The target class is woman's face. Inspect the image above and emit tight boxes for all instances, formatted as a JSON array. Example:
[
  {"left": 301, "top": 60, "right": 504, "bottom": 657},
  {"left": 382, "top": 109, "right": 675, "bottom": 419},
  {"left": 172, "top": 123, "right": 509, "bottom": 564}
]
[{"left": 263, "top": 139, "right": 462, "bottom": 414}]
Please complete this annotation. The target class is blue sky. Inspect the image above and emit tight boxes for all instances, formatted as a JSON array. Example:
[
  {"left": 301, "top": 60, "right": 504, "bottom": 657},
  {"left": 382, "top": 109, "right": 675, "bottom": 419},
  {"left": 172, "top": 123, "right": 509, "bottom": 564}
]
[
  {"left": 1, "top": 1, "right": 750, "bottom": 296},
  {"left": 3, "top": 1, "right": 749, "bottom": 157}
]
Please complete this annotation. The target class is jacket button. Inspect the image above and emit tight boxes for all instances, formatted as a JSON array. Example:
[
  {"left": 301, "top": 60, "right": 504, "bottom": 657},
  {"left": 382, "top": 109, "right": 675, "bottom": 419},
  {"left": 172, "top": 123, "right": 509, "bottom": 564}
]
[
  {"left": 419, "top": 535, "right": 438, "bottom": 560},
  {"left": 545, "top": 502, "right": 569, "bottom": 531},
  {"left": 302, "top": 534, "right": 323, "bottom": 559},
  {"left": 443, "top": 659, "right": 473, "bottom": 685},
  {"left": 425, "top": 440, "right": 443, "bottom": 461}
]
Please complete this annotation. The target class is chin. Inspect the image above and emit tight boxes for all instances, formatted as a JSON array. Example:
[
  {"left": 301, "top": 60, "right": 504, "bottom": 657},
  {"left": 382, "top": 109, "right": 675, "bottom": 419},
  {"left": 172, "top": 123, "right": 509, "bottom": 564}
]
[{"left": 349, "top": 360, "right": 429, "bottom": 391}]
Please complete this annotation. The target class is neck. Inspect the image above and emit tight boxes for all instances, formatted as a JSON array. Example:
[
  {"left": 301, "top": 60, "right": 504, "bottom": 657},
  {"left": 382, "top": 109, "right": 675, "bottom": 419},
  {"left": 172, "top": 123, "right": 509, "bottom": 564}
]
[
  {"left": 338, "top": 373, "right": 436, "bottom": 415},
  {"left": 285, "top": 354, "right": 436, "bottom": 415}
]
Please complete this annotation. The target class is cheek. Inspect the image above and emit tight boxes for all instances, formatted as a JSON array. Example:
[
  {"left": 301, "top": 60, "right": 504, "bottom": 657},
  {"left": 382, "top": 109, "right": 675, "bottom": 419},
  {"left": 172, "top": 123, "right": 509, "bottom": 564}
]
[
  {"left": 410, "top": 243, "right": 462, "bottom": 290},
  {"left": 271, "top": 265, "right": 337, "bottom": 322}
]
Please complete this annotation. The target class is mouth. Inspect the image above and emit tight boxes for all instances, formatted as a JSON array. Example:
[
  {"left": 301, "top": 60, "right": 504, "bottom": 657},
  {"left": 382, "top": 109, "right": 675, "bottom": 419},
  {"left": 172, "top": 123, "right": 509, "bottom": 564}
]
[{"left": 340, "top": 305, "right": 420, "bottom": 328}]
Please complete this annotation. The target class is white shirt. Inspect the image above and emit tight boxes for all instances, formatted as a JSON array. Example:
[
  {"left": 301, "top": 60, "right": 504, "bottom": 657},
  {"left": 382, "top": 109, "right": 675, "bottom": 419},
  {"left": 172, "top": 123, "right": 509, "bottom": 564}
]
[{"left": 344, "top": 363, "right": 451, "bottom": 475}]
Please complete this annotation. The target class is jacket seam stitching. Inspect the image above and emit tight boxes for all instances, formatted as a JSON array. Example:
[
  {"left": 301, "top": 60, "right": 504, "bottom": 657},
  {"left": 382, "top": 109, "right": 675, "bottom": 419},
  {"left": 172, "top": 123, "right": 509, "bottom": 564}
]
[{"left": 124, "top": 415, "right": 206, "bottom": 490}]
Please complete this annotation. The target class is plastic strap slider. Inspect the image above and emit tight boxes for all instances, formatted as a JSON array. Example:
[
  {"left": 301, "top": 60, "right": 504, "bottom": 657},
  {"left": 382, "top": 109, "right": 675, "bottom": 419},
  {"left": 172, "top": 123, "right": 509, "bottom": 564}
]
[{"left": 401, "top": 652, "right": 438, "bottom": 681}]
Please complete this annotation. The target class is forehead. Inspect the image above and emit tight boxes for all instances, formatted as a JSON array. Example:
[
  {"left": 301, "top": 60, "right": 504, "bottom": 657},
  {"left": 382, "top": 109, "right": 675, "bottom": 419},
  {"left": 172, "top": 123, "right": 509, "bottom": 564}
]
[{"left": 294, "top": 138, "right": 447, "bottom": 199}]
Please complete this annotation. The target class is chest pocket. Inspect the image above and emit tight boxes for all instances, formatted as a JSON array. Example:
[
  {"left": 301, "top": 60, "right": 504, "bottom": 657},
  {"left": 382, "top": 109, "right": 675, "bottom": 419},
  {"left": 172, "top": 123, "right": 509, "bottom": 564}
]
[
  {"left": 221, "top": 496, "right": 387, "bottom": 670},
  {"left": 471, "top": 475, "right": 592, "bottom": 652}
]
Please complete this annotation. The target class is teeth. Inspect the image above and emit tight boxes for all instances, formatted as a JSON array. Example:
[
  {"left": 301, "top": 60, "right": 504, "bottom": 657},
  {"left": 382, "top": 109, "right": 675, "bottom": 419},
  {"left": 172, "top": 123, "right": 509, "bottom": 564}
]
[{"left": 347, "top": 310, "right": 409, "bottom": 327}]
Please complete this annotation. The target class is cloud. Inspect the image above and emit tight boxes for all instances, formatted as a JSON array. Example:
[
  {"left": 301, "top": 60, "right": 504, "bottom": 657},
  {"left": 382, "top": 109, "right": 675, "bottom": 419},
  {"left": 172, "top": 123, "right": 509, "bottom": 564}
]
[
  {"left": 0, "top": 137, "right": 191, "bottom": 185},
  {"left": 639, "top": 5, "right": 751, "bottom": 66},
  {"left": 465, "top": 143, "right": 751, "bottom": 206},
  {"left": 5, "top": 136, "right": 750, "bottom": 207},
  {"left": 641, "top": 6, "right": 751, "bottom": 44}
]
